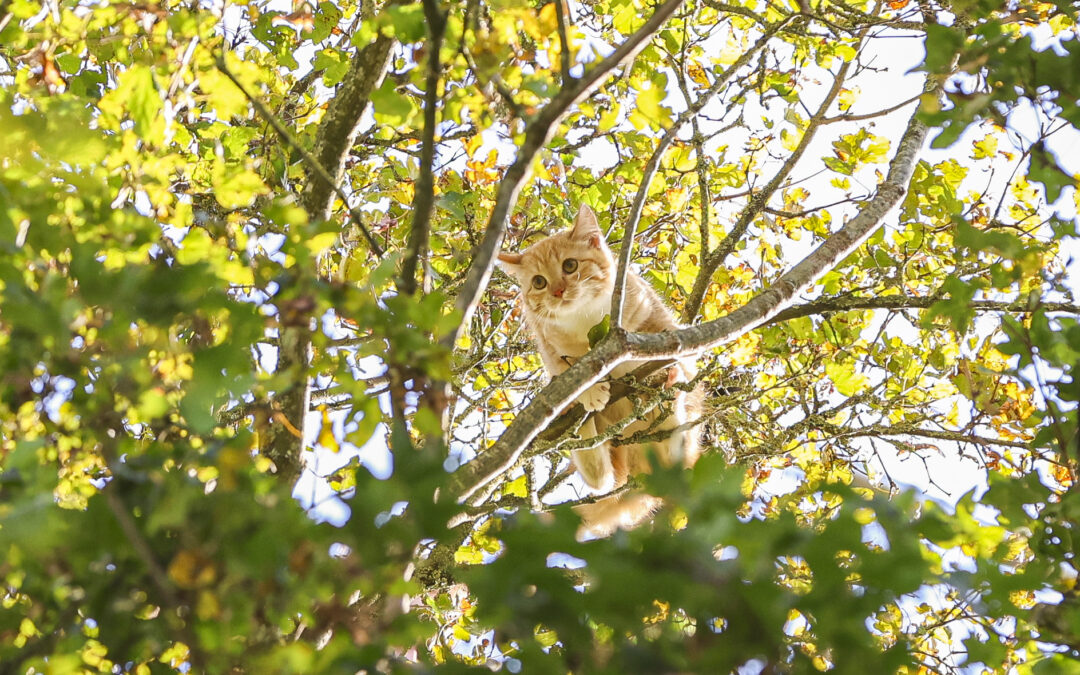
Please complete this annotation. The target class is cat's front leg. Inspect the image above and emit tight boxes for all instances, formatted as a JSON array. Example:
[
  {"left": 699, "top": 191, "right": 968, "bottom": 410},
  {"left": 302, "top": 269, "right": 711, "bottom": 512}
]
[{"left": 571, "top": 416, "right": 614, "bottom": 491}]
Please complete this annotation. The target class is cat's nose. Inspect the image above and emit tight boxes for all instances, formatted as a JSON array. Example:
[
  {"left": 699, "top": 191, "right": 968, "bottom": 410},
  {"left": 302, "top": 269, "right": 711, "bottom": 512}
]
[{"left": 552, "top": 287, "right": 564, "bottom": 298}]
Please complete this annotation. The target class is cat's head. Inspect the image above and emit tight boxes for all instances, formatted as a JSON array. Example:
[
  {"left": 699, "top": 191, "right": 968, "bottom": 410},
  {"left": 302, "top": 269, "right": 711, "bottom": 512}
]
[{"left": 496, "top": 205, "right": 615, "bottom": 319}]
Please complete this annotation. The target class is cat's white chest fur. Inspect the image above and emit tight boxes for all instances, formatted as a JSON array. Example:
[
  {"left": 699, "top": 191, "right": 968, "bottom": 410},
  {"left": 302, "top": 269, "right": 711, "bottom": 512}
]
[
  {"left": 564, "top": 293, "right": 609, "bottom": 336},
  {"left": 539, "top": 292, "right": 610, "bottom": 358}
]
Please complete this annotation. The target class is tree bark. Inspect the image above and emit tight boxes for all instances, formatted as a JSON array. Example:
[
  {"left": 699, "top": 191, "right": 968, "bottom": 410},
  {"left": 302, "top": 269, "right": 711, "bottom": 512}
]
[{"left": 265, "top": 34, "right": 395, "bottom": 480}]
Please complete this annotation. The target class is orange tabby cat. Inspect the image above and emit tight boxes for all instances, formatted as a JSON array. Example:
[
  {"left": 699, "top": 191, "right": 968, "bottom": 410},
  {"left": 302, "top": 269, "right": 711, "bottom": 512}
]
[{"left": 497, "top": 204, "right": 702, "bottom": 537}]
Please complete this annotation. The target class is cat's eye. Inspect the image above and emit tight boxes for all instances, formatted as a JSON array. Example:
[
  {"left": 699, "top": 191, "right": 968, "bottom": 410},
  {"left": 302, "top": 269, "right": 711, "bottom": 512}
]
[
  {"left": 562, "top": 258, "right": 578, "bottom": 274},
  {"left": 531, "top": 275, "right": 547, "bottom": 290}
]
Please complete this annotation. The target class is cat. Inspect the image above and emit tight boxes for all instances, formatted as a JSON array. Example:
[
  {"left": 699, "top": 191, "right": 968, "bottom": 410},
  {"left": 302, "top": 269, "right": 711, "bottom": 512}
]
[{"left": 496, "top": 204, "right": 702, "bottom": 537}]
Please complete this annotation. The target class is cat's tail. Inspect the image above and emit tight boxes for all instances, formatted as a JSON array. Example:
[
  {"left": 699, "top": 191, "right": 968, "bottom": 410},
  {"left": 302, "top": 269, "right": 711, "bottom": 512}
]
[{"left": 572, "top": 492, "right": 664, "bottom": 540}]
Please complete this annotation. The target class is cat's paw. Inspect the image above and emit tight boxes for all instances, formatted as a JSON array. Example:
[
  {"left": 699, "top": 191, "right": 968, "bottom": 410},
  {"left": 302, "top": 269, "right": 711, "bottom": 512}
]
[{"left": 579, "top": 381, "right": 610, "bottom": 412}]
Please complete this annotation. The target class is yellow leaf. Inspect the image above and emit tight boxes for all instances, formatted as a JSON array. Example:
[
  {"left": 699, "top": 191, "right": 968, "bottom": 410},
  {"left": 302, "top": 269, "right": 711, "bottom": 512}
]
[
  {"left": 168, "top": 550, "right": 200, "bottom": 588},
  {"left": 547, "top": 41, "right": 562, "bottom": 74},
  {"left": 175, "top": 229, "right": 213, "bottom": 266},
  {"left": 464, "top": 134, "right": 483, "bottom": 158},
  {"left": 211, "top": 163, "right": 268, "bottom": 210},
  {"left": 307, "top": 231, "right": 339, "bottom": 255},
  {"left": 668, "top": 507, "right": 688, "bottom": 530},
  {"left": 537, "top": 3, "right": 558, "bottom": 36},
  {"left": 534, "top": 158, "right": 553, "bottom": 181},
  {"left": 220, "top": 261, "right": 255, "bottom": 286},
  {"left": 825, "top": 360, "right": 870, "bottom": 396},
  {"left": 1052, "top": 463, "right": 1075, "bottom": 488},
  {"left": 665, "top": 186, "right": 687, "bottom": 211},
  {"left": 972, "top": 134, "right": 998, "bottom": 160},
  {"left": 317, "top": 407, "right": 339, "bottom": 452},
  {"left": 686, "top": 61, "right": 710, "bottom": 87},
  {"left": 780, "top": 128, "right": 802, "bottom": 152},
  {"left": 196, "top": 590, "right": 222, "bottom": 621},
  {"left": 503, "top": 475, "right": 528, "bottom": 498},
  {"left": 159, "top": 642, "right": 190, "bottom": 667},
  {"left": 726, "top": 334, "right": 759, "bottom": 367},
  {"left": 598, "top": 103, "right": 621, "bottom": 132},
  {"left": 716, "top": 38, "right": 743, "bottom": 66},
  {"left": 838, "top": 87, "right": 857, "bottom": 112},
  {"left": 454, "top": 545, "right": 485, "bottom": 565}
]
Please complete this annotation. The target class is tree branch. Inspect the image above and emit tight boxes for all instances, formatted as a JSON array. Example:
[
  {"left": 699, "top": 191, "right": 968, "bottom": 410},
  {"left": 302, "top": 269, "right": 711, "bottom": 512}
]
[
  {"left": 822, "top": 92, "right": 923, "bottom": 125},
  {"left": 214, "top": 55, "right": 385, "bottom": 256},
  {"left": 399, "top": 0, "right": 447, "bottom": 296},
  {"left": 846, "top": 425, "right": 1033, "bottom": 451},
  {"left": 301, "top": 34, "right": 395, "bottom": 222},
  {"left": 767, "top": 295, "right": 1080, "bottom": 325},
  {"left": 611, "top": 24, "right": 785, "bottom": 326},
  {"left": 445, "top": 0, "right": 689, "bottom": 348},
  {"left": 554, "top": 0, "right": 572, "bottom": 84},
  {"left": 681, "top": 29, "right": 860, "bottom": 321},
  {"left": 264, "top": 31, "right": 395, "bottom": 481}
]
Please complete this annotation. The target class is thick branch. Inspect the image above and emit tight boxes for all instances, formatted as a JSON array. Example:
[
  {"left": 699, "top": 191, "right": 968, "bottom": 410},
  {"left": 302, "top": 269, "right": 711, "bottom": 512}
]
[
  {"left": 768, "top": 295, "right": 1080, "bottom": 325},
  {"left": 453, "top": 104, "right": 928, "bottom": 503},
  {"left": 265, "top": 32, "right": 395, "bottom": 480},
  {"left": 302, "top": 35, "right": 395, "bottom": 220},
  {"left": 555, "top": 0, "right": 572, "bottom": 84},
  {"left": 400, "top": 0, "right": 447, "bottom": 296},
  {"left": 446, "top": 0, "right": 688, "bottom": 347}
]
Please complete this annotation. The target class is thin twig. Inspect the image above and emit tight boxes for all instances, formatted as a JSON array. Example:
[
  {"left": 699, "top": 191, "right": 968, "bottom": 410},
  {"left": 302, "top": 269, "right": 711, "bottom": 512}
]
[
  {"left": 611, "top": 23, "right": 785, "bottom": 327},
  {"left": 822, "top": 92, "right": 922, "bottom": 124},
  {"left": 682, "top": 20, "right": 873, "bottom": 321},
  {"left": 214, "top": 56, "right": 386, "bottom": 257}
]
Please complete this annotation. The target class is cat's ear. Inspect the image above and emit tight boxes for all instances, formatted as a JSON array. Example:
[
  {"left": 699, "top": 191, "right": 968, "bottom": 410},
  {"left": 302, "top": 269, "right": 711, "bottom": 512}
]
[
  {"left": 570, "top": 204, "right": 604, "bottom": 248},
  {"left": 496, "top": 252, "right": 524, "bottom": 277}
]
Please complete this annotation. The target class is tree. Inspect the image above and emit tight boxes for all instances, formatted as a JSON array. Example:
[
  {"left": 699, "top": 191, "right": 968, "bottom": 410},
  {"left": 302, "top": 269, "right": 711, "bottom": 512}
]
[{"left": 1, "top": 0, "right": 1078, "bottom": 671}]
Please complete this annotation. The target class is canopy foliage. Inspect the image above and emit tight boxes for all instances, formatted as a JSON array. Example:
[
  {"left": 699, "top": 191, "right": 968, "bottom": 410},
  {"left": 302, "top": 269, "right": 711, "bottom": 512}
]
[{"left": 1, "top": 0, "right": 1079, "bottom": 672}]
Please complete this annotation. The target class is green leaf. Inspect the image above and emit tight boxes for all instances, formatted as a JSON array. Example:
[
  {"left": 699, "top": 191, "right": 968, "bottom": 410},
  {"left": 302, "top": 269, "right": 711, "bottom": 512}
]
[
  {"left": 922, "top": 24, "right": 964, "bottom": 73},
  {"left": 98, "top": 64, "right": 165, "bottom": 144},
  {"left": 313, "top": 48, "right": 350, "bottom": 88},
  {"left": 587, "top": 314, "right": 611, "bottom": 348},
  {"left": 630, "top": 78, "right": 671, "bottom": 130},
  {"left": 370, "top": 80, "right": 417, "bottom": 126},
  {"left": 503, "top": 475, "right": 528, "bottom": 498},
  {"left": 1027, "top": 141, "right": 1075, "bottom": 204},
  {"left": 824, "top": 359, "right": 870, "bottom": 396},
  {"left": 381, "top": 4, "right": 425, "bottom": 42},
  {"left": 129, "top": 67, "right": 164, "bottom": 139},
  {"left": 198, "top": 67, "right": 250, "bottom": 120},
  {"left": 310, "top": 1, "right": 343, "bottom": 43},
  {"left": 955, "top": 220, "right": 1023, "bottom": 259},
  {"left": 211, "top": 162, "right": 269, "bottom": 209},
  {"left": 924, "top": 275, "right": 984, "bottom": 332}
]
